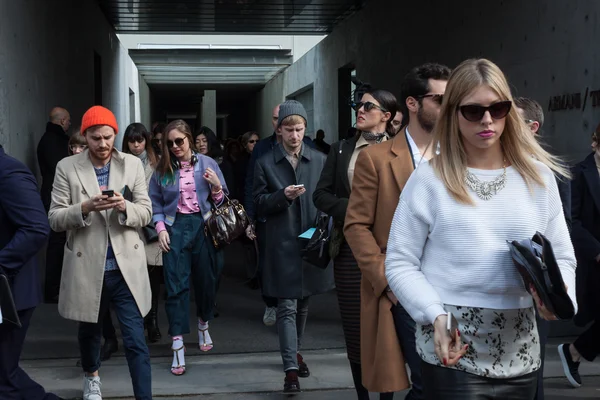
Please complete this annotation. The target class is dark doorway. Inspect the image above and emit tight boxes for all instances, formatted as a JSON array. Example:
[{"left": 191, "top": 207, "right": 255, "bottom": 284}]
[{"left": 94, "top": 52, "right": 103, "bottom": 106}]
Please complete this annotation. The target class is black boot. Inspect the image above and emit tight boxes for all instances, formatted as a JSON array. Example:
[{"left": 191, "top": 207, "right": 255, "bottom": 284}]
[
  {"left": 145, "top": 265, "right": 162, "bottom": 343},
  {"left": 350, "top": 362, "right": 371, "bottom": 400}
]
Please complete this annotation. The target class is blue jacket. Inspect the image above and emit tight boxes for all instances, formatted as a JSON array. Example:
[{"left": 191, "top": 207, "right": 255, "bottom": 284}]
[
  {"left": 0, "top": 146, "right": 50, "bottom": 310},
  {"left": 149, "top": 153, "right": 228, "bottom": 225},
  {"left": 244, "top": 133, "right": 314, "bottom": 220}
]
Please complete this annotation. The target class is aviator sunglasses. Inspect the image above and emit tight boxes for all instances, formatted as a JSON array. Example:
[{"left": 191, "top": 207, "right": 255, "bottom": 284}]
[
  {"left": 459, "top": 101, "right": 512, "bottom": 122},
  {"left": 351, "top": 101, "right": 388, "bottom": 113},
  {"left": 167, "top": 137, "right": 187, "bottom": 148}
]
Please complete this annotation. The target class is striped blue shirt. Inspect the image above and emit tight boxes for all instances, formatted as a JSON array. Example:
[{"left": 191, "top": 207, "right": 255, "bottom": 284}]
[{"left": 94, "top": 162, "right": 119, "bottom": 271}]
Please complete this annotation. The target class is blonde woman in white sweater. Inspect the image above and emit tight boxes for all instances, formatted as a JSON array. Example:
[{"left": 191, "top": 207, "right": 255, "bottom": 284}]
[{"left": 385, "top": 59, "right": 577, "bottom": 399}]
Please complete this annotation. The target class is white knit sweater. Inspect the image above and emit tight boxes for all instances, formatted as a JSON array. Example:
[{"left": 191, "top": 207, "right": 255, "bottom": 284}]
[{"left": 385, "top": 160, "right": 577, "bottom": 326}]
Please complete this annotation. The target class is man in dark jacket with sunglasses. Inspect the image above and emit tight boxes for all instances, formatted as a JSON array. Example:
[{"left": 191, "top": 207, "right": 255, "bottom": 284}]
[{"left": 0, "top": 145, "right": 62, "bottom": 400}]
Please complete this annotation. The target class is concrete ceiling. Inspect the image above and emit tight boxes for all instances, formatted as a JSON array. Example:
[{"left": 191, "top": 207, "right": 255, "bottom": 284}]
[
  {"left": 97, "top": 0, "right": 368, "bottom": 34},
  {"left": 130, "top": 48, "right": 293, "bottom": 85}
]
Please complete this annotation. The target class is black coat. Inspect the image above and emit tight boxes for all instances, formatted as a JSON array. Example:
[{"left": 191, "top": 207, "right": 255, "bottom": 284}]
[
  {"left": 313, "top": 136, "right": 359, "bottom": 223},
  {"left": 37, "top": 122, "right": 70, "bottom": 211},
  {"left": 253, "top": 143, "right": 334, "bottom": 299},
  {"left": 571, "top": 152, "right": 600, "bottom": 326},
  {"left": 0, "top": 146, "right": 50, "bottom": 310}
]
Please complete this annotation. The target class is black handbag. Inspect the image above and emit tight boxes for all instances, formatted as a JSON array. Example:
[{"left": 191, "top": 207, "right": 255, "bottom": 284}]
[
  {"left": 204, "top": 195, "right": 250, "bottom": 249},
  {"left": 300, "top": 213, "right": 332, "bottom": 269},
  {"left": 142, "top": 222, "right": 159, "bottom": 243},
  {"left": 0, "top": 274, "right": 21, "bottom": 328},
  {"left": 507, "top": 231, "right": 575, "bottom": 320}
]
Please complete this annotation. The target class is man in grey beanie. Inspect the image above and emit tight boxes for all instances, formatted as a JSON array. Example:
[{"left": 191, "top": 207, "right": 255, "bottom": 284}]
[
  {"left": 253, "top": 100, "right": 334, "bottom": 393},
  {"left": 244, "top": 103, "right": 315, "bottom": 328}
]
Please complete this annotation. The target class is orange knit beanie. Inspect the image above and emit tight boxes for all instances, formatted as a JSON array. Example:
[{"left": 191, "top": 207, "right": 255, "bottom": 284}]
[{"left": 80, "top": 106, "right": 119, "bottom": 135}]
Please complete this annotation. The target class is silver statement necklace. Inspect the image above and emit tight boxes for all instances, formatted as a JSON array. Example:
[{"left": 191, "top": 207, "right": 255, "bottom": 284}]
[{"left": 465, "top": 160, "right": 507, "bottom": 200}]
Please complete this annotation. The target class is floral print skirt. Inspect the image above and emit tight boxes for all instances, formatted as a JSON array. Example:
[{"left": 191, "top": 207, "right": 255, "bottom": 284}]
[{"left": 416, "top": 305, "right": 541, "bottom": 379}]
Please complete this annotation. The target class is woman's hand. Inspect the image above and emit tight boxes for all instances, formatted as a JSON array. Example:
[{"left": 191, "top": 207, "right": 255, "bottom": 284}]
[
  {"left": 530, "top": 284, "right": 558, "bottom": 321},
  {"left": 203, "top": 167, "right": 222, "bottom": 187},
  {"left": 433, "top": 314, "right": 469, "bottom": 366},
  {"left": 158, "top": 231, "right": 171, "bottom": 252}
]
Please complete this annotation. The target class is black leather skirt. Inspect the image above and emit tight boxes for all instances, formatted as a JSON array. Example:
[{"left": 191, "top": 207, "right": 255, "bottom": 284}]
[{"left": 422, "top": 361, "right": 537, "bottom": 400}]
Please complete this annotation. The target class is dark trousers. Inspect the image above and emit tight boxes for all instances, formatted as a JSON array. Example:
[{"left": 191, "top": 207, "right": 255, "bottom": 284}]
[
  {"left": 277, "top": 298, "right": 309, "bottom": 371},
  {"left": 43, "top": 229, "right": 66, "bottom": 303},
  {"left": 391, "top": 303, "right": 423, "bottom": 399},
  {"left": 78, "top": 270, "right": 151, "bottom": 400},
  {"left": 534, "top": 315, "right": 549, "bottom": 400},
  {"left": 422, "top": 362, "right": 537, "bottom": 400},
  {"left": 574, "top": 319, "right": 600, "bottom": 362},
  {"left": 163, "top": 213, "right": 223, "bottom": 336},
  {"left": 103, "top": 309, "right": 117, "bottom": 340},
  {"left": 0, "top": 308, "right": 60, "bottom": 400}
]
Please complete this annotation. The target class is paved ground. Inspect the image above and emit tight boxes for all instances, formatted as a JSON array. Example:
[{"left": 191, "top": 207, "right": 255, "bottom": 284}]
[{"left": 21, "top": 243, "right": 600, "bottom": 398}]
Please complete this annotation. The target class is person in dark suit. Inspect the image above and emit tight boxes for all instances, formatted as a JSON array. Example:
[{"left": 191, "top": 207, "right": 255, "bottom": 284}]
[
  {"left": 558, "top": 127, "right": 600, "bottom": 389},
  {"left": 37, "top": 107, "right": 71, "bottom": 303},
  {"left": 0, "top": 145, "right": 61, "bottom": 400},
  {"left": 515, "top": 97, "right": 572, "bottom": 400}
]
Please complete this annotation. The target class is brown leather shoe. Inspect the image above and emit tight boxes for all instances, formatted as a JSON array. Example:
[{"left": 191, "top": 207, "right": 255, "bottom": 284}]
[
  {"left": 284, "top": 370, "right": 301, "bottom": 393},
  {"left": 297, "top": 353, "right": 310, "bottom": 378}
]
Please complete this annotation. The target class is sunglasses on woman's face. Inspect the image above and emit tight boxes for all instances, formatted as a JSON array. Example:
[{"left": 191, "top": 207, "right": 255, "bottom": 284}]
[
  {"left": 248, "top": 140, "right": 258, "bottom": 144},
  {"left": 167, "top": 137, "right": 186, "bottom": 148},
  {"left": 459, "top": 101, "right": 512, "bottom": 122},
  {"left": 351, "top": 101, "right": 388, "bottom": 113},
  {"left": 127, "top": 136, "right": 145, "bottom": 144}
]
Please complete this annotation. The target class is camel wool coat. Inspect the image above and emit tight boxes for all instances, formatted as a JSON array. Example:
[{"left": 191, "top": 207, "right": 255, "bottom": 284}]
[
  {"left": 48, "top": 149, "right": 152, "bottom": 323},
  {"left": 344, "top": 130, "right": 415, "bottom": 393}
]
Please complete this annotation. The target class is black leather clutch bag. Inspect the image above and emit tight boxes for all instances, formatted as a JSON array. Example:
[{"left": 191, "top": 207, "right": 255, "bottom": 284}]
[
  {"left": 0, "top": 274, "right": 21, "bottom": 328},
  {"left": 507, "top": 232, "right": 574, "bottom": 320}
]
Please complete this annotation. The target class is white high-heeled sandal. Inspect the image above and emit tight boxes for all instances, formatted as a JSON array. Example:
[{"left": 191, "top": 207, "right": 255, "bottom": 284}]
[
  {"left": 171, "top": 344, "right": 186, "bottom": 376},
  {"left": 198, "top": 326, "right": 213, "bottom": 352}
]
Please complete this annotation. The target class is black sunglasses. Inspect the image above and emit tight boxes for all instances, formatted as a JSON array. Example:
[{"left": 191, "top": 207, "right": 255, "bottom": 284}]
[
  {"left": 127, "top": 136, "right": 145, "bottom": 144},
  {"left": 416, "top": 94, "right": 444, "bottom": 105},
  {"left": 167, "top": 137, "right": 186, "bottom": 148},
  {"left": 247, "top": 140, "right": 258, "bottom": 144},
  {"left": 459, "top": 101, "right": 512, "bottom": 122},
  {"left": 351, "top": 101, "right": 388, "bottom": 113}
]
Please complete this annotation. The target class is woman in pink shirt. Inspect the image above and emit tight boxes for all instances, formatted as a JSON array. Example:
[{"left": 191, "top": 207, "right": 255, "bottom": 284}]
[{"left": 149, "top": 120, "right": 228, "bottom": 376}]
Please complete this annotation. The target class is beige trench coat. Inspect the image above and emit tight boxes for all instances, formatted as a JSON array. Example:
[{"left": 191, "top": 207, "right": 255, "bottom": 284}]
[
  {"left": 48, "top": 149, "right": 152, "bottom": 323},
  {"left": 344, "top": 131, "right": 415, "bottom": 393},
  {"left": 141, "top": 162, "right": 162, "bottom": 267}
]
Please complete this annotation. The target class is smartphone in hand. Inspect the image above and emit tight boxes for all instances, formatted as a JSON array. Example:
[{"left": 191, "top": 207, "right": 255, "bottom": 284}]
[
  {"left": 102, "top": 190, "right": 115, "bottom": 197},
  {"left": 292, "top": 184, "right": 305, "bottom": 189},
  {"left": 446, "top": 311, "right": 459, "bottom": 340}
]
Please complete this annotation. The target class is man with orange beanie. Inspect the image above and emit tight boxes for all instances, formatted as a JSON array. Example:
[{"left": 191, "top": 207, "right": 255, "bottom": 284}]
[{"left": 48, "top": 106, "right": 153, "bottom": 400}]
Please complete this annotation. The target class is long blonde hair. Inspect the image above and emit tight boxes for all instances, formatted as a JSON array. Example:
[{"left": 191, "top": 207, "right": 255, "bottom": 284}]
[{"left": 431, "top": 58, "right": 570, "bottom": 204}]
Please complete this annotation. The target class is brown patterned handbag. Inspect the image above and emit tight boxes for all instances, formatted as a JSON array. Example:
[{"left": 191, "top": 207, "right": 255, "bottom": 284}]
[{"left": 204, "top": 195, "right": 250, "bottom": 249}]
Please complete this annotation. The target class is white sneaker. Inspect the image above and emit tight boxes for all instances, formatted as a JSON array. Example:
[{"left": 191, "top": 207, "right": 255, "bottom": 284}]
[
  {"left": 83, "top": 375, "right": 102, "bottom": 400},
  {"left": 263, "top": 306, "right": 277, "bottom": 326}
]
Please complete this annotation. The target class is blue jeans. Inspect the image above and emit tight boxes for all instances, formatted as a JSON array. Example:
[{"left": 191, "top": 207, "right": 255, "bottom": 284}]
[
  {"left": 78, "top": 270, "right": 152, "bottom": 400},
  {"left": 163, "top": 213, "right": 223, "bottom": 336},
  {"left": 391, "top": 303, "right": 423, "bottom": 400},
  {"left": 277, "top": 298, "right": 310, "bottom": 371}
]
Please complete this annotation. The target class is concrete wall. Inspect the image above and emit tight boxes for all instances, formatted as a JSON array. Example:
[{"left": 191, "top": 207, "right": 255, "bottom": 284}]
[
  {"left": 259, "top": 0, "right": 600, "bottom": 163},
  {"left": 0, "top": 0, "right": 139, "bottom": 170}
]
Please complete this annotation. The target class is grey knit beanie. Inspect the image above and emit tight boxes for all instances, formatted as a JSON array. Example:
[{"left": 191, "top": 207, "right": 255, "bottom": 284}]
[{"left": 277, "top": 100, "right": 308, "bottom": 127}]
